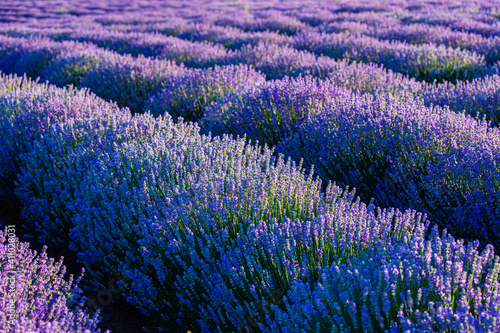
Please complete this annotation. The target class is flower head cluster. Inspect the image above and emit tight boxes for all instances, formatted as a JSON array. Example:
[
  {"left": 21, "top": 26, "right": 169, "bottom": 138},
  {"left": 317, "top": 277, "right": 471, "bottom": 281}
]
[
  {"left": 201, "top": 76, "right": 353, "bottom": 147},
  {"left": 145, "top": 64, "right": 265, "bottom": 121},
  {"left": 0, "top": 76, "right": 128, "bottom": 209},
  {"left": 0, "top": 227, "right": 108, "bottom": 333},
  {"left": 294, "top": 31, "right": 486, "bottom": 83}
]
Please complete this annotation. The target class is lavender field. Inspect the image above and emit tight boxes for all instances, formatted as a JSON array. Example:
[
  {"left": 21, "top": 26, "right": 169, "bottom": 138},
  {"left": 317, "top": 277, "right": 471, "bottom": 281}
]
[{"left": 1, "top": 0, "right": 500, "bottom": 332}]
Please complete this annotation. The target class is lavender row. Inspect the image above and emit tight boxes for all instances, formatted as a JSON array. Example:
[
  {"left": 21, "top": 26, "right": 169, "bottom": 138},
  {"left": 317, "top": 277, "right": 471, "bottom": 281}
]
[
  {"left": 16, "top": 108, "right": 500, "bottom": 331},
  {"left": 267, "top": 225, "right": 500, "bottom": 332},
  {"left": 0, "top": 72, "right": 129, "bottom": 211},
  {"left": 0, "top": 35, "right": 267, "bottom": 116},
  {"left": 1, "top": 18, "right": 494, "bottom": 87},
  {"left": 21, "top": 28, "right": 230, "bottom": 69},
  {"left": 364, "top": 23, "right": 500, "bottom": 64},
  {"left": 324, "top": 60, "right": 500, "bottom": 127},
  {"left": 293, "top": 31, "right": 486, "bottom": 83},
  {"left": 0, "top": 29, "right": 475, "bottom": 126},
  {"left": 0, "top": 226, "right": 107, "bottom": 332},
  {"left": 200, "top": 75, "right": 500, "bottom": 250}
]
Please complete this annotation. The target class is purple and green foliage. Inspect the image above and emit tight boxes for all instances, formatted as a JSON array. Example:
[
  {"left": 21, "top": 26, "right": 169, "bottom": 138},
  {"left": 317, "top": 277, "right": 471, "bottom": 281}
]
[
  {"left": 78, "top": 52, "right": 186, "bottom": 114},
  {"left": 39, "top": 48, "right": 116, "bottom": 88},
  {"left": 14, "top": 113, "right": 188, "bottom": 261},
  {"left": 213, "top": 10, "right": 306, "bottom": 36},
  {"left": 276, "top": 93, "right": 500, "bottom": 249},
  {"left": 1, "top": 1, "right": 500, "bottom": 331},
  {"left": 267, "top": 225, "right": 500, "bottom": 332},
  {"left": 372, "top": 23, "right": 500, "bottom": 64},
  {"left": 0, "top": 226, "right": 107, "bottom": 333},
  {"left": 0, "top": 75, "right": 127, "bottom": 209},
  {"left": 212, "top": 30, "right": 292, "bottom": 51},
  {"left": 144, "top": 64, "right": 265, "bottom": 121},
  {"left": 201, "top": 76, "right": 353, "bottom": 147},
  {"left": 230, "top": 43, "right": 325, "bottom": 80},
  {"left": 50, "top": 29, "right": 232, "bottom": 68},
  {"left": 422, "top": 74, "right": 500, "bottom": 126},
  {"left": 67, "top": 128, "right": 427, "bottom": 330},
  {"left": 0, "top": 35, "right": 96, "bottom": 79},
  {"left": 294, "top": 31, "right": 486, "bottom": 83}
]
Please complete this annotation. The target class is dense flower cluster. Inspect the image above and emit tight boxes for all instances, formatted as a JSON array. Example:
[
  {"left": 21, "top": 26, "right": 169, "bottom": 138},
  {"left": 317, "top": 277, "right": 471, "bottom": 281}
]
[
  {"left": 14, "top": 113, "right": 184, "bottom": 251},
  {"left": 201, "top": 76, "right": 352, "bottom": 147},
  {"left": 276, "top": 93, "right": 500, "bottom": 249},
  {"left": 0, "top": 35, "right": 93, "bottom": 79},
  {"left": 422, "top": 74, "right": 500, "bottom": 126},
  {"left": 294, "top": 31, "right": 486, "bottom": 83},
  {"left": 0, "top": 76, "right": 128, "bottom": 209},
  {"left": 0, "top": 227, "right": 108, "bottom": 333},
  {"left": 145, "top": 64, "right": 266, "bottom": 121},
  {"left": 370, "top": 23, "right": 500, "bottom": 64},
  {"left": 267, "top": 226, "right": 500, "bottom": 332},
  {"left": 78, "top": 52, "right": 185, "bottom": 113},
  {"left": 68, "top": 130, "right": 429, "bottom": 330}
]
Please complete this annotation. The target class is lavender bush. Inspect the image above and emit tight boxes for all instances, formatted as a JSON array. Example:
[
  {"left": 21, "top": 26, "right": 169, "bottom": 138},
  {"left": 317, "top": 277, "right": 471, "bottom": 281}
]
[
  {"left": 39, "top": 48, "right": 114, "bottom": 88},
  {"left": 0, "top": 226, "right": 107, "bottom": 333},
  {"left": 78, "top": 52, "right": 186, "bottom": 113},
  {"left": 68, "top": 130, "right": 426, "bottom": 330},
  {"left": 230, "top": 43, "right": 324, "bottom": 80},
  {"left": 422, "top": 74, "right": 500, "bottom": 126},
  {"left": 14, "top": 113, "right": 191, "bottom": 261},
  {"left": 277, "top": 93, "right": 500, "bottom": 248},
  {"left": 0, "top": 78, "right": 127, "bottom": 209},
  {"left": 267, "top": 224, "right": 500, "bottom": 332},
  {"left": 144, "top": 64, "right": 265, "bottom": 121},
  {"left": 201, "top": 76, "right": 353, "bottom": 147},
  {"left": 51, "top": 29, "right": 232, "bottom": 68},
  {"left": 294, "top": 31, "right": 486, "bottom": 83}
]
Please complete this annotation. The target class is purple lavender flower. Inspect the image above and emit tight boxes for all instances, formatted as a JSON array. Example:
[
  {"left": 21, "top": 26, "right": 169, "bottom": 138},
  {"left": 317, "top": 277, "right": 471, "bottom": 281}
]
[
  {"left": 144, "top": 64, "right": 265, "bottom": 121},
  {"left": 0, "top": 226, "right": 108, "bottom": 333},
  {"left": 0, "top": 76, "right": 128, "bottom": 210}
]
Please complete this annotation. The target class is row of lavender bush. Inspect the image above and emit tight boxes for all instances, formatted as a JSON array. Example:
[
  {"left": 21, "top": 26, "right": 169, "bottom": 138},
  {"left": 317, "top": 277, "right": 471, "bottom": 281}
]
[
  {"left": 1, "top": 33, "right": 500, "bottom": 127},
  {"left": 200, "top": 75, "right": 500, "bottom": 250},
  {"left": 0, "top": 19, "right": 497, "bottom": 84},
  {"left": 0, "top": 35, "right": 267, "bottom": 115},
  {"left": 2, "top": 29, "right": 500, "bottom": 253},
  {"left": 2, "top": 1, "right": 500, "bottom": 331},
  {"left": 2, "top": 30, "right": 500, "bottom": 255},
  {"left": 0, "top": 73, "right": 128, "bottom": 331},
  {"left": 1, "top": 71, "right": 499, "bottom": 332}
]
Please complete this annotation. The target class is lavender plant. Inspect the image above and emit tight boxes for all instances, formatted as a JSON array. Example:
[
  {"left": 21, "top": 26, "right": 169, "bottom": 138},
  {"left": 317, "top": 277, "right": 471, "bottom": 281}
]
[
  {"left": 230, "top": 43, "right": 323, "bottom": 80},
  {"left": 0, "top": 227, "right": 107, "bottom": 333},
  {"left": 373, "top": 23, "right": 500, "bottom": 64},
  {"left": 266, "top": 224, "right": 500, "bottom": 332},
  {"left": 39, "top": 47, "right": 114, "bottom": 88},
  {"left": 213, "top": 30, "right": 292, "bottom": 51},
  {"left": 0, "top": 35, "right": 97, "bottom": 79},
  {"left": 69, "top": 130, "right": 426, "bottom": 331},
  {"left": 78, "top": 52, "right": 186, "bottom": 113},
  {"left": 201, "top": 76, "right": 352, "bottom": 147},
  {"left": 14, "top": 113, "right": 193, "bottom": 260},
  {"left": 422, "top": 74, "right": 500, "bottom": 126},
  {"left": 144, "top": 64, "right": 265, "bottom": 121},
  {"left": 277, "top": 92, "right": 500, "bottom": 249},
  {"left": 294, "top": 31, "right": 486, "bottom": 83},
  {"left": 54, "top": 29, "right": 232, "bottom": 68},
  {"left": 0, "top": 80, "right": 127, "bottom": 209}
]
